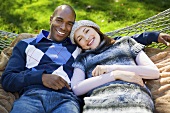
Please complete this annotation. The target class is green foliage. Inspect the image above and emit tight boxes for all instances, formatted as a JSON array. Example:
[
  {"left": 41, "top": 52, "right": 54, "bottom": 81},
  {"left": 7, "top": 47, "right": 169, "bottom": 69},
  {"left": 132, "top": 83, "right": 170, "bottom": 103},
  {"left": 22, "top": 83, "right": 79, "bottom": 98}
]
[
  {"left": 0, "top": 0, "right": 170, "bottom": 34},
  {"left": 147, "top": 42, "right": 168, "bottom": 50}
]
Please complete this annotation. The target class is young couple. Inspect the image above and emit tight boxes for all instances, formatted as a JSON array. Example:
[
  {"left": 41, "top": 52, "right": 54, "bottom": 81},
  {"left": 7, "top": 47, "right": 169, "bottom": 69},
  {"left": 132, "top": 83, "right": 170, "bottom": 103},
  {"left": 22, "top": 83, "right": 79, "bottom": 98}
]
[{"left": 1, "top": 4, "right": 170, "bottom": 113}]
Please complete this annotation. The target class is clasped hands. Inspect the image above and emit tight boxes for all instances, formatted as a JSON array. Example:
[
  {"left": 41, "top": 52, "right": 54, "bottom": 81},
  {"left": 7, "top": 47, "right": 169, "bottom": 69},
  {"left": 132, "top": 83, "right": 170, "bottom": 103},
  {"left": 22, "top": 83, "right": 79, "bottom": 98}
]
[{"left": 92, "top": 65, "right": 144, "bottom": 86}]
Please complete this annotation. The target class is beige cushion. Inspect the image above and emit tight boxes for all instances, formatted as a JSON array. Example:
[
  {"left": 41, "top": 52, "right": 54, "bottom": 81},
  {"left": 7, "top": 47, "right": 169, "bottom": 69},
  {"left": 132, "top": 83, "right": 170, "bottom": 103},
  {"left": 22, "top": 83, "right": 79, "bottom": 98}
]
[
  {"left": 0, "top": 33, "right": 36, "bottom": 112},
  {"left": 145, "top": 47, "right": 170, "bottom": 113}
]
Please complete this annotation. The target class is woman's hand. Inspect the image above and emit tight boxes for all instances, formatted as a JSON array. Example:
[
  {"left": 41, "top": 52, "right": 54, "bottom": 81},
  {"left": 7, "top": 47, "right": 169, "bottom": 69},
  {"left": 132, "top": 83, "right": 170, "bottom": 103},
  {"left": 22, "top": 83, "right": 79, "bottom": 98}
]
[
  {"left": 113, "top": 70, "right": 144, "bottom": 86},
  {"left": 92, "top": 65, "right": 111, "bottom": 76}
]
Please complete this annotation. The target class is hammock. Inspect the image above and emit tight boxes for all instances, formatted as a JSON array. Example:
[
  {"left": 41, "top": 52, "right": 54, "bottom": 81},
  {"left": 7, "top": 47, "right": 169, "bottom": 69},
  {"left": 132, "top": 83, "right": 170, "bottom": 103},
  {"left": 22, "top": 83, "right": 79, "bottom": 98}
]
[
  {"left": 105, "top": 8, "right": 170, "bottom": 37},
  {"left": 0, "top": 8, "right": 170, "bottom": 52},
  {"left": 0, "top": 8, "right": 170, "bottom": 113}
]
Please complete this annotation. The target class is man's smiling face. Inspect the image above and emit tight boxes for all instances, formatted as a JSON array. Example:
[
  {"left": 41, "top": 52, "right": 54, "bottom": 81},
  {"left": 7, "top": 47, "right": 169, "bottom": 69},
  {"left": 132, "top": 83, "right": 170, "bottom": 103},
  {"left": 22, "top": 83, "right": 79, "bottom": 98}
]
[{"left": 49, "top": 6, "right": 75, "bottom": 42}]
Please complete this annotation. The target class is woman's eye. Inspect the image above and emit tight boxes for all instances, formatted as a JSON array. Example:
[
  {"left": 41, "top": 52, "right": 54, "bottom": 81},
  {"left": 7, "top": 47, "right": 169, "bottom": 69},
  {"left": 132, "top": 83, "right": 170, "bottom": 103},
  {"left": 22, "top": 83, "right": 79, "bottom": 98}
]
[
  {"left": 79, "top": 38, "right": 82, "bottom": 41},
  {"left": 85, "top": 29, "right": 89, "bottom": 33}
]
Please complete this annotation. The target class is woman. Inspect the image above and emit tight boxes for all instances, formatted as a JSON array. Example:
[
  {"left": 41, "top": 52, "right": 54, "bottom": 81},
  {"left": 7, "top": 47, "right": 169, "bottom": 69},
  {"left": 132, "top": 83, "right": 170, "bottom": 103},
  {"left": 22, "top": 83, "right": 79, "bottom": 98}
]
[{"left": 70, "top": 20, "right": 160, "bottom": 113}]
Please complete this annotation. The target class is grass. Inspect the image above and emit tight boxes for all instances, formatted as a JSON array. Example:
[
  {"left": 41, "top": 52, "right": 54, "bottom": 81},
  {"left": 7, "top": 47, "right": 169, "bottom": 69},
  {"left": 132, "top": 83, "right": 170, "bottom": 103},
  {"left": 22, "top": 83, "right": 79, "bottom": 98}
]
[{"left": 0, "top": 0, "right": 170, "bottom": 34}]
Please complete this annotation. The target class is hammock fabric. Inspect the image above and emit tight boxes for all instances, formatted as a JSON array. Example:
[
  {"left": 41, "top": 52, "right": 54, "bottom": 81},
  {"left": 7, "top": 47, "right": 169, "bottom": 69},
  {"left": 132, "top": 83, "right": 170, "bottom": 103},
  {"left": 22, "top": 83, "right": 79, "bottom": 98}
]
[{"left": 0, "top": 8, "right": 170, "bottom": 113}]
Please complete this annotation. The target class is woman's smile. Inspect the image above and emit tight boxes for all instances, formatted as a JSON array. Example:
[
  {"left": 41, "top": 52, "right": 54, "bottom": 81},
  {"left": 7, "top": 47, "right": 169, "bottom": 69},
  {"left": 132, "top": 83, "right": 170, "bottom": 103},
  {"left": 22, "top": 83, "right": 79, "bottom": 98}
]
[{"left": 87, "top": 37, "right": 95, "bottom": 46}]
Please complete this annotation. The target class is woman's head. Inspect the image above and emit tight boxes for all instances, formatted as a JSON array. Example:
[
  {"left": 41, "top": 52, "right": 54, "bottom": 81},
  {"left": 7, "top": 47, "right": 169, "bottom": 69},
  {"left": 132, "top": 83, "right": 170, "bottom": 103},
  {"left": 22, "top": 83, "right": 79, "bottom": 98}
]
[{"left": 70, "top": 20, "right": 102, "bottom": 50}]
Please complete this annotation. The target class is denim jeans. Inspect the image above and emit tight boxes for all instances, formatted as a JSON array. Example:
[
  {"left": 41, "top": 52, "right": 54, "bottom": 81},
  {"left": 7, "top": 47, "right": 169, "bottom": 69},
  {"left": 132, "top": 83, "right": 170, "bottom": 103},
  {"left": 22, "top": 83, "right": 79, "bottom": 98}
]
[{"left": 10, "top": 88, "right": 81, "bottom": 113}]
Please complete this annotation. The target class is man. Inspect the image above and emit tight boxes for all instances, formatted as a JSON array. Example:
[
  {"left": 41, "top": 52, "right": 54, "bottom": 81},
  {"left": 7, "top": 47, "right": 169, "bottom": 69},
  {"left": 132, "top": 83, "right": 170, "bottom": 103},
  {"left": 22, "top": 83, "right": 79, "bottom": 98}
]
[
  {"left": 1, "top": 4, "right": 82, "bottom": 113},
  {"left": 1, "top": 4, "right": 170, "bottom": 113}
]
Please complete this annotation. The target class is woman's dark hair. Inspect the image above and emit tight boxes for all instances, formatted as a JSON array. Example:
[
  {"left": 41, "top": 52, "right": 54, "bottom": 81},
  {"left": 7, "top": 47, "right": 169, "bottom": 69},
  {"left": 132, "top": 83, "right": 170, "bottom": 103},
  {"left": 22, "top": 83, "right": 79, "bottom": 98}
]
[{"left": 93, "top": 27, "right": 116, "bottom": 46}]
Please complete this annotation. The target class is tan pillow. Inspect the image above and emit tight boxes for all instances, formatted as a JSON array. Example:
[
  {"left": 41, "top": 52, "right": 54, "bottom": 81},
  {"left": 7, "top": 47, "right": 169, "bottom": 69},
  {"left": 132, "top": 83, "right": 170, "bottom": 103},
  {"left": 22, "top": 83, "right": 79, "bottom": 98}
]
[
  {"left": 0, "top": 33, "right": 36, "bottom": 113},
  {"left": 145, "top": 47, "right": 170, "bottom": 113},
  {"left": 0, "top": 33, "right": 37, "bottom": 71}
]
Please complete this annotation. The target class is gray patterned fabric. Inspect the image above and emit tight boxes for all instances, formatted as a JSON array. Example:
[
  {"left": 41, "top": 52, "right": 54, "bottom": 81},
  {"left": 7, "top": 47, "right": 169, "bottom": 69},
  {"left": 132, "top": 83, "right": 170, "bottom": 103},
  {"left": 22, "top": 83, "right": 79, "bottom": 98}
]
[{"left": 83, "top": 81, "right": 154, "bottom": 113}]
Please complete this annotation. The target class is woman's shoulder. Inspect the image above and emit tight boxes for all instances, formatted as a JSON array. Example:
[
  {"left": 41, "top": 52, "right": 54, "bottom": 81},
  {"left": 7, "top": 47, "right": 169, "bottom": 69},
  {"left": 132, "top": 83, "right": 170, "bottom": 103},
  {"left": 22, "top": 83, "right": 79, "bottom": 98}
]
[
  {"left": 115, "top": 36, "right": 140, "bottom": 46},
  {"left": 75, "top": 52, "right": 88, "bottom": 62},
  {"left": 116, "top": 36, "right": 134, "bottom": 42}
]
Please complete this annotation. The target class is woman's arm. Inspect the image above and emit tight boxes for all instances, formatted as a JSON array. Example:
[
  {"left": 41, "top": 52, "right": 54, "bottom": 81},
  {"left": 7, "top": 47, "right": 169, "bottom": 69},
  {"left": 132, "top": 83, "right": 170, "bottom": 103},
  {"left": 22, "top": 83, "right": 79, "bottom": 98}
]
[
  {"left": 71, "top": 68, "right": 115, "bottom": 96},
  {"left": 92, "top": 50, "right": 160, "bottom": 79},
  {"left": 135, "top": 50, "right": 160, "bottom": 79},
  {"left": 71, "top": 68, "right": 144, "bottom": 96}
]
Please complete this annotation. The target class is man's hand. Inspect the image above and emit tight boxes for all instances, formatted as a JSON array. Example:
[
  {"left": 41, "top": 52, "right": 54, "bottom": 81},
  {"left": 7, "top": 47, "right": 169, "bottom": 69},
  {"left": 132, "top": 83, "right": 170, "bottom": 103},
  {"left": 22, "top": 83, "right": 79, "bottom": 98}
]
[
  {"left": 158, "top": 33, "right": 170, "bottom": 46},
  {"left": 42, "top": 74, "right": 71, "bottom": 90}
]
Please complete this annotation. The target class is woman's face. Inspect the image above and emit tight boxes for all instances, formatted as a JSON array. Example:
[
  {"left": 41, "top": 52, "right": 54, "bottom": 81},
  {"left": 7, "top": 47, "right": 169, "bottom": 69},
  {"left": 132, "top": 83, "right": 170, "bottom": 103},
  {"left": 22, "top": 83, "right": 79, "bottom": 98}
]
[{"left": 74, "top": 26, "right": 101, "bottom": 50}]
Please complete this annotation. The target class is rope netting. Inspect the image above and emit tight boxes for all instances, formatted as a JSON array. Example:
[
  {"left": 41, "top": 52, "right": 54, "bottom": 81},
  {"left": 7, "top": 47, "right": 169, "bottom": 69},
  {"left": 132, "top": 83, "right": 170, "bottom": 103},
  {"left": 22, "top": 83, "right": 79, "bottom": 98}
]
[
  {"left": 0, "top": 8, "right": 170, "bottom": 52},
  {"left": 0, "top": 31, "right": 18, "bottom": 52},
  {"left": 105, "top": 8, "right": 170, "bottom": 37}
]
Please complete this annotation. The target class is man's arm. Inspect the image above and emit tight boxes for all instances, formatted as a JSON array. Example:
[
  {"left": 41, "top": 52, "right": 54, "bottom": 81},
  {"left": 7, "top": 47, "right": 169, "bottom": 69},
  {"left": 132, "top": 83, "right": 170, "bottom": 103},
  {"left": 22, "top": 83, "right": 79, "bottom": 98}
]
[
  {"left": 114, "top": 31, "right": 160, "bottom": 45},
  {"left": 1, "top": 41, "right": 44, "bottom": 92},
  {"left": 115, "top": 31, "right": 170, "bottom": 46}
]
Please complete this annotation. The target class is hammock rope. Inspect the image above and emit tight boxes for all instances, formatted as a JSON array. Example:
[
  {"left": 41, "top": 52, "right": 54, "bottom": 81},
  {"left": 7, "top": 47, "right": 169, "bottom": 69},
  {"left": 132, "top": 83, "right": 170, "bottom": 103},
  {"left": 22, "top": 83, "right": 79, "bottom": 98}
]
[
  {"left": 0, "top": 8, "right": 170, "bottom": 52},
  {"left": 0, "top": 31, "right": 18, "bottom": 52},
  {"left": 105, "top": 8, "right": 170, "bottom": 37}
]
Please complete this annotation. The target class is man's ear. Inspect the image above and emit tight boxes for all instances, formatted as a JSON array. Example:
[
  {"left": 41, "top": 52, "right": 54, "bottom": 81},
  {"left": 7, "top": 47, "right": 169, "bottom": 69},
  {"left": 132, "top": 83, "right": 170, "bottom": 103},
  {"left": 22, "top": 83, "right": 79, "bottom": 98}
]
[{"left": 50, "top": 15, "right": 53, "bottom": 24}]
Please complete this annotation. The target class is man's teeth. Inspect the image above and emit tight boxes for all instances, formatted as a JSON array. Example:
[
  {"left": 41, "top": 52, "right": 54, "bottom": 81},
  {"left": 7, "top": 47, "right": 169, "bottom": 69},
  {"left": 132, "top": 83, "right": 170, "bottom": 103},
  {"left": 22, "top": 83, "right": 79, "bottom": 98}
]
[{"left": 57, "top": 30, "right": 65, "bottom": 35}]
